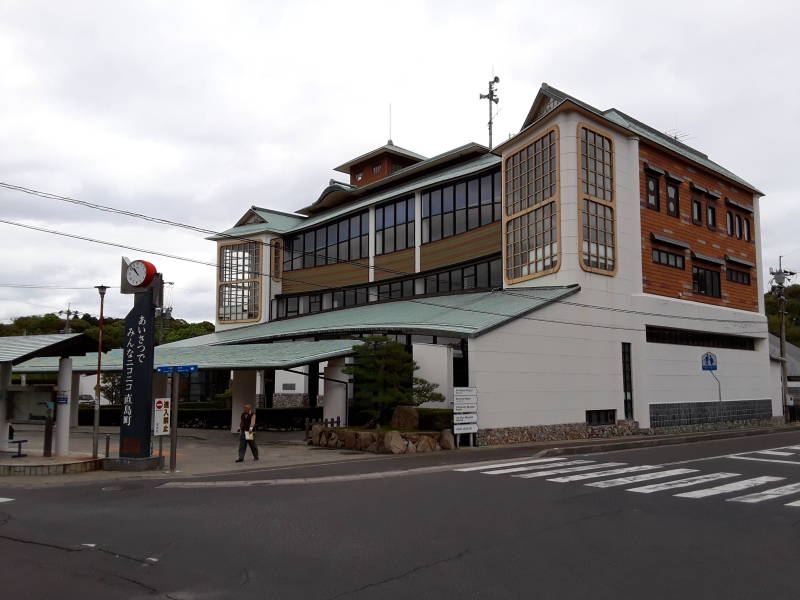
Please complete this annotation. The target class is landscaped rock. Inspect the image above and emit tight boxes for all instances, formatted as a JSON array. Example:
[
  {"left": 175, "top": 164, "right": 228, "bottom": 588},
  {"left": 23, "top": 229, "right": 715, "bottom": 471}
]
[
  {"left": 356, "top": 432, "right": 375, "bottom": 451},
  {"left": 439, "top": 429, "right": 455, "bottom": 450},
  {"left": 311, "top": 424, "right": 324, "bottom": 445},
  {"left": 390, "top": 406, "right": 420, "bottom": 431},
  {"left": 416, "top": 435, "right": 437, "bottom": 453},
  {"left": 406, "top": 441, "right": 416, "bottom": 453},
  {"left": 341, "top": 430, "right": 357, "bottom": 450},
  {"left": 384, "top": 430, "right": 408, "bottom": 454},
  {"left": 318, "top": 430, "right": 328, "bottom": 446},
  {"left": 327, "top": 431, "right": 339, "bottom": 448}
]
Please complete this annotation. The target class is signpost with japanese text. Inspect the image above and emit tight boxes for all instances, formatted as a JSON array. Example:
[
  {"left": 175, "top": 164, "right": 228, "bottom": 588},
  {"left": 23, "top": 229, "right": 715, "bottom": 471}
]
[
  {"left": 453, "top": 387, "right": 478, "bottom": 446},
  {"left": 153, "top": 398, "right": 170, "bottom": 436}
]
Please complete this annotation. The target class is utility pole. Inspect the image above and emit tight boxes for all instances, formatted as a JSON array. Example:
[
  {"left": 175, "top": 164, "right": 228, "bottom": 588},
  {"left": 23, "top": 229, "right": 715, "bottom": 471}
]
[
  {"left": 58, "top": 304, "right": 79, "bottom": 334},
  {"left": 93, "top": 285, "right": 108, "bottom": 458},
  {"left": 479, "top": 75, "right": 500, "bottom": 149},
  {"left": 771, "top": 258, "right": 795, "bottom": 422}
]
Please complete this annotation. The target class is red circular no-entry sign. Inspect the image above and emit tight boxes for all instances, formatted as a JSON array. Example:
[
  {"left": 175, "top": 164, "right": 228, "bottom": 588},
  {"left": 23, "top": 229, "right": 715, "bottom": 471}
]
[{"left": 155, "top": 400, "right": 164, "bottom": 410}]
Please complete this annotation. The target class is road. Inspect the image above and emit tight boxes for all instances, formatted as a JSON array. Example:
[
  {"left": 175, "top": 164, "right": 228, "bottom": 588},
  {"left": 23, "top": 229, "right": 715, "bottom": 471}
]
[{"left": 4, "top": 431, "right": 800, "bottom": 599}]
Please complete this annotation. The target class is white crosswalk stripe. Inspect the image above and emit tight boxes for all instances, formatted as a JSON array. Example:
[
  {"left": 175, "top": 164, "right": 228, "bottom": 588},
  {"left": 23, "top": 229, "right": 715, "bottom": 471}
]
[
  {"left": 754, "top": 450, "right": 795, "bottom": 457},
  {"left": 727, "top": 482, "right": 800, "bottom": 504},
  {"left": 547, "top": 464, "right": 662, "bottom": 483},
  {"left": 0, "top": 498, "right": 13, "bottom": 503},
  {"left": 781, "top": 446, "right": 800, "bottom": 451},
  {"left": 675, "top": 476, "right": 785, "bottom": 499},
  {"left": 454, "top": 457, "right": 567, "bottom": 472},
  {"left": 514, "top": 462, "right": 626, "bottom": 479},
  {"left": 627, "top": 472, "right": 740, "bottom": 493},
  {"left": 586, "top": 468, "right": 698, "bottom": 489},
  {"left": 482, "top": 459, "right": 594, "bottom": 475}
]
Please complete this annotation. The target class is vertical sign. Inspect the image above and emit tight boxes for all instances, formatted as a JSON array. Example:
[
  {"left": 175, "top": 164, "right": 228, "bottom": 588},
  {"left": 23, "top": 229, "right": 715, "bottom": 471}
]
[
  {"left": 153, "top": 398, "right": 171, "bottom": 436},
  {"left": 120, "top": 288, "right": 155, "bottom": 458},
  {"left": 453, "top": 387, "right": 479, "bottom": 435}
]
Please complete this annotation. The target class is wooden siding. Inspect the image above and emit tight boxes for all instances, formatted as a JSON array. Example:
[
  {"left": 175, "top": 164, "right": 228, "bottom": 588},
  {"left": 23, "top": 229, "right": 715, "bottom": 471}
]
[
  {"left": 639, "top": 142, "right": 758, "bottom": 312},
  {"left": 420, "top": 222, "right": 502, "bottom": 271},
  {"left": 374, "top": 247, "right": 415, "bottom": 281},
  {"left": 281, "top": 262, "right": 368, "bottom": 294}
]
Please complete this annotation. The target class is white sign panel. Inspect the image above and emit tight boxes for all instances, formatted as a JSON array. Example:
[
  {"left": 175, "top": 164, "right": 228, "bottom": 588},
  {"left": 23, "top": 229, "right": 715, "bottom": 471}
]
[
  {"left": 454, "top": 424, "right": 478, "bottom": 434},
  {"left": 454, "top": 401, "right": 478, "bottom": 414},
  {"left": 153, "top": 397, "right": 171, "bottom": 436},
  {"left": 453, "top": 387, "right": 478, "bottom": 396},
  {"left": 454, "top": 413, "right": 478, "bottom": 424}
]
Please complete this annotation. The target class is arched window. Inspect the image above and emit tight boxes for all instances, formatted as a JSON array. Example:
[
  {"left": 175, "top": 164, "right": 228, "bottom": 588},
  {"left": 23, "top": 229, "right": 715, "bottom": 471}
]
[{"left": 726, "top": 211, "right": 733, "bottom": 236}]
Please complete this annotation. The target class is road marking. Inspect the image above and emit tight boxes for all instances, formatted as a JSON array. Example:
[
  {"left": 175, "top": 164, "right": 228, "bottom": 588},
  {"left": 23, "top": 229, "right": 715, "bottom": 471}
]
[
  {"left": 0, "top": 498, "right": 13, "bottom": 503},
  {"left": 514, "top": 462, "right": 626, "bottom": 479},
  {"left": 675, "top": 476, "right": 785, "bottom": 498},
  {"left": 455, "top": 457, "right": 567, "bottom": 472},
  {"left": 781, "top": 446, "right": 800, "bottom": 451},
  {"left": 753, "top": 450, "right": 795, "bottom": 457},
  {"left": 482, "top": 459, "right": 593, "bottom": 475},
  {"left": 727, "top": 482, "right": 800, "bottom": 504},
  {"left": 727, "top": 456, "right": 800, "bottom": 466},
  {"left": 586, "top": 468, "right": 698, "bottom": 488},
  {"left": 627, "top": 472, "right": 739, "bottom": 493},
  {"left": 547, "top": 465, "right": 661, "bottom": 483}
]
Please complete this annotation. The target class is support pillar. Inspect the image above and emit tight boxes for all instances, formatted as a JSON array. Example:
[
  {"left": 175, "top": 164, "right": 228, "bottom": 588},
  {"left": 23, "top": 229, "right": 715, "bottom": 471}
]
[
  {"left": 54, "top": 356, "right": 73, "bottom": 456},
  {"left": 322, "top": 358, "right": 347, "bottom": 424},
  {"left": 0, "top": 362, "right": 11, "bottom": 441},
  {"left": 70, "top": 373, "right": 81, "bottom": 426},
  {"left": 307, "top": 362, "right": 319, "bottom": 408},
  {"left": 229, "top": 370, "right": 257, "bottom": 432}
]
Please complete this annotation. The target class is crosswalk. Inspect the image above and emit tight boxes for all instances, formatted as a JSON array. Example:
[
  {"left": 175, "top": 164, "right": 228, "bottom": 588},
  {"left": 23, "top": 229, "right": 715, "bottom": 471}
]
[
  {"left": 0, "top": 498, "right": 13, "bottom": 503},
  {"left": 454, "top": 445, "right": 800, "bottom": 509}
]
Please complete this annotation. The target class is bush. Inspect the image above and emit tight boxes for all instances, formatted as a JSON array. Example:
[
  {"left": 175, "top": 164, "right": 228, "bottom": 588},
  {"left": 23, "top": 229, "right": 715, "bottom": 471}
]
[{"left": 417, "top": 408, "right": 453, "bottom": 431}]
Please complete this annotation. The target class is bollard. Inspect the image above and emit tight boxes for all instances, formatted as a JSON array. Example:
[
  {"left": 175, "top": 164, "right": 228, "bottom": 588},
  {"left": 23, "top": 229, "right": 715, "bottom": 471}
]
[{"left": 104, "top": 433, "right": 111, "bottom": 458}]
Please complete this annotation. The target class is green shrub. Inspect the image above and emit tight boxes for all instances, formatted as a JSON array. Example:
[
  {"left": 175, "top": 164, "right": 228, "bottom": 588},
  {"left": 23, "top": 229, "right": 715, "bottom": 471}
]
[{"left": 417, "top": 408, "right": 453, "bottom": 431}]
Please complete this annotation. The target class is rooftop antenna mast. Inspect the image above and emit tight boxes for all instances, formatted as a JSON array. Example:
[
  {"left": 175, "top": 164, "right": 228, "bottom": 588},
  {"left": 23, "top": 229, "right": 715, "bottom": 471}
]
[
  {"left": 479, "top": 75, "right": 500, "bottom": 149},
  {"left": 388, "top": 103, "right": 392, "bottom": 144}
]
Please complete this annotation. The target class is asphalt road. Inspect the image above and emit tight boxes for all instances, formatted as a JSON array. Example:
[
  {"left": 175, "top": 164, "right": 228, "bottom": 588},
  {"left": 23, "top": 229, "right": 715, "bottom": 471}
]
[{"left": 4, "top": 431, "right": 800, "bottom": 599}]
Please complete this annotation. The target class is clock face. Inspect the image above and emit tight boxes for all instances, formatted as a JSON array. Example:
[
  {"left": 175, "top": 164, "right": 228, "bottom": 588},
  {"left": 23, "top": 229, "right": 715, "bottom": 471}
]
[{"left": 126, "top": 260, "right": 155, "bottom": 287}]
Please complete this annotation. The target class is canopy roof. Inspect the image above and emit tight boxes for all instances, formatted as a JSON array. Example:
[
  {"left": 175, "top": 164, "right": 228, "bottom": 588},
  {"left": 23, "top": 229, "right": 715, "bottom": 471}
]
[
  {"left": 15, "top": 340, "right": 362, "bottom": 374},
  {"left": 0, "top": 333, "right": 96, "bottom": 365},
  {"left": 163, "top": 287, "right": 579, "bottom": 348}
]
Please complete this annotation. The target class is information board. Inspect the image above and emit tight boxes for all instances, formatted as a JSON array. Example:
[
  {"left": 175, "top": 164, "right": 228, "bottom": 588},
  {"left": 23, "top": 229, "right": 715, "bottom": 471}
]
[{"left": 153, "top": 397, "right": 171, "bottom": 436}]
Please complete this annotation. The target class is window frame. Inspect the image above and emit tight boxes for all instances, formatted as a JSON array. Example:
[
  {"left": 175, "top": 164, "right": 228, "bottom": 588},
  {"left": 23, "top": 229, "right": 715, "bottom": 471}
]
[
  {"left": 665, "top": 180, "right": 679, "bottom": 217},
  {"left": 375, "top": 195, "right": 415, "bottom": 256},
  {"left": 646, "top": 173, "right": 661, "bottom": 211},
  {"left": 652, "top": 247, "right": 685, "bottom": 270},
  {"left": 727, "top": 267, "right": 751, "bottom": 286},
  {"left": 692, "top": 198, "right": 703, "bottom": 225},
  {"left": 692, "top": 265, "right": 721, "bottom": 298},
  {"left": 744, "top": 217, "right": 751, "bottom": 242},
  {"left": 217, "top": 240, "right": 263, "bottom": 323},
  {"left": 707, "top": 204, "right": 717, "bottom": 231},
  {"left": 577, "top": 123, "right": 617, "bottom": 276},
  {"left": 503, "top": 126, "right": 561, "bottom": 284}
]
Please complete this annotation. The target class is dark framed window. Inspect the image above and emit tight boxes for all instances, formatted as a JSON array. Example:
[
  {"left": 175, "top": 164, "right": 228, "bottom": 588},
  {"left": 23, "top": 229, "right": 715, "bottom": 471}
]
[
  {"left": 284, "top": 211, "right": 369, "bottom": 271},
  {"left": 581, "top": 199, "right": 614, "bottom": 271},
  {"left": 727, "top": 268, "right": 751, "bottom": 285},
  {"left": 707, "top": 205, "right": 717, "bottom": 230},
  {"left": 646, "top": 174, "right": 660, "bottom": 211},
  {"left": 621, "top": 343, "right": 633, "bottom": 420},
  {"left": 375, "top": 196, "right": 415, "bottom": 255},
  {"left": 666, "top": 181, "right": 679, "bottom": 217},
  {"left": 422, "top": 168, "right": 500, "bottom": 244},
  {"left": 726, "top": 211, "right": 733, "bottom": 236},
  {"left": 652, "top": 248, "right": 685, "bottom": 269},
  {"left": 735, "top": 215, "right": 742, "bottom": 239},
  {"left": 692, "top": 199, "right": 703, "bottom": 225},
  {"left": 580, "top": 127, "right": 613, "bottom": 201},
  {"left": 586, "top": 409, "right": 616, "bottom": 426},
  {"left": 646, "top": 325, "right": 755, "bottom": 351},
  {"left": 372, "top": 164, "right": 382, "bottom": 175},
  {"left": 744, "top": 218, "right": 751, "bottom": 242},
  {"left": 692, "top": 265, "right": 721, "bottom": 298},
  {"left": 506, "top": 200, "right": 558, "bottom": 280}
]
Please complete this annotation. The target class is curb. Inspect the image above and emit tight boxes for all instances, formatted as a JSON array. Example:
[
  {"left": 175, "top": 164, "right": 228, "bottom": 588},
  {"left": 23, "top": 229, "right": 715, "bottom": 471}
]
[{"left": 0, "top": 458, "right": 104, "bottom": 477}]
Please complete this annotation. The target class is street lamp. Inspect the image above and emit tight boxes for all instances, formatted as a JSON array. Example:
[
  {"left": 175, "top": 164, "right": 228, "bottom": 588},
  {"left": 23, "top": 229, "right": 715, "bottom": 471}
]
[{"left": 93, "top": 285, "right": 109, "bottom": 458}]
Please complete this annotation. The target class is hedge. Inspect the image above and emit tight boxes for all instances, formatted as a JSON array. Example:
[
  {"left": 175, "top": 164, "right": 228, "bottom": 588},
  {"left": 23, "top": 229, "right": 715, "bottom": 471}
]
[
  {"left": 417, "top": 408, "right": 453, "bottom": 431},
  {"left": 77, "top": 406, "right": 322, "bottom": 430}
]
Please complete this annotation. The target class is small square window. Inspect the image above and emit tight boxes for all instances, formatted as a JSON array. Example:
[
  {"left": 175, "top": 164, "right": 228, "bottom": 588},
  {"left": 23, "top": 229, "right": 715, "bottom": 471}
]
[{"left": 372, "top": 164, "right": 382, "bottom": 175}]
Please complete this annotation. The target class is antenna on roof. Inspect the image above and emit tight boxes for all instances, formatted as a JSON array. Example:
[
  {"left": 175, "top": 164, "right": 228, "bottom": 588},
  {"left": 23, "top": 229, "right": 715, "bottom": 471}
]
[
  {"left": 479, "top": 75, "right": 500, "bottom": 149},
  {"left": 665, "top": 128, "right": 693, "bottom": 143},
  {"left": 388, "top": 103, "right": 392, "bottom": 145}
]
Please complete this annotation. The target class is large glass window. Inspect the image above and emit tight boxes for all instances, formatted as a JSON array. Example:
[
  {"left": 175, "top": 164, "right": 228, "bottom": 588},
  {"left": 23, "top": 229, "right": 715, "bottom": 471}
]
[
  {"left": 652, "top": 248, "right": 685, "bottom": 269},
  {"left": 692, "top": 265, "right": 721, "bottom": 298},
  {"left": 284, "top": 211, "right": 369, "bottom": 271},
  {"left": 579, "top": 127, "right": 615, "bottom": 273},
  {"left": 218, "top": 242, "right": 261, "bottom": 322},
  {"left": 376, "top": 196, "right": 414, "bottom": 255},
  {"left": 421, "top": 168, "right": 501, "bottom": 244},
  {"left": 504, "top": 129, "right": 559, "bottom": 282}
]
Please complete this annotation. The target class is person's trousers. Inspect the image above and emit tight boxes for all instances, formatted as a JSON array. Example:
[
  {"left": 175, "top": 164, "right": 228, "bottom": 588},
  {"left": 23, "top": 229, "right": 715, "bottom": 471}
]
[{"left": 238, "top": 433, "right": 259, "bottom": 460}]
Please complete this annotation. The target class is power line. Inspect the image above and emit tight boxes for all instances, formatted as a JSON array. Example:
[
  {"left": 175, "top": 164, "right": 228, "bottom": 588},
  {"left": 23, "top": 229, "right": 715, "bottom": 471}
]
[
  {"left": 0, "top": 283, "right": 119, "bottom": 290},
  {"left": 1, "top": 181, "right": 769, "bottom": 328}
]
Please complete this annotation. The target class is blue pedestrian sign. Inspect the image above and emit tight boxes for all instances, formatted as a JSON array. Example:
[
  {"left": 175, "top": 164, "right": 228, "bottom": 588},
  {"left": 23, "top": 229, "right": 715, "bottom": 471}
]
[
  {"left": 701, "top": 352, "right": 718, "bottom": 371},
  {"left": 156, "top": 366, "right": 173, "bottom": 374},
  {"left": 156, "top": 365, "right": 198, "bottom": 374}
]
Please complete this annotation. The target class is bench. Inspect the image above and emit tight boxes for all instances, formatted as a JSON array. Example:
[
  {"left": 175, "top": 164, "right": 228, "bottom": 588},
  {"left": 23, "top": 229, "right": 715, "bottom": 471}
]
[{"left": 0, "top": 439, "right": 28, "bottom": 458}]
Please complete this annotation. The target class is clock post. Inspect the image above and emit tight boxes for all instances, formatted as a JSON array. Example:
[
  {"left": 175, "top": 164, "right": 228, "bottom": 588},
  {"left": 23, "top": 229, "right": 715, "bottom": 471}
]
[{"left": 118, "top": 257, "right": 163, "bottom": 460}]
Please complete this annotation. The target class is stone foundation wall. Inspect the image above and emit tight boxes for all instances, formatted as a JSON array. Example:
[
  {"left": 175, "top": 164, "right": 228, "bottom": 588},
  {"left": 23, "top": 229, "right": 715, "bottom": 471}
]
[
  {"left": 477, "top": 420, "right": 640, "bottom": 446},
  {"left": 271, "top": 393, "right": 313, "bottom": 408},
  {"left": 646, "top": 416, "right": 782, "bottom": 435},
  {"left": 310, "top": 425, "right": 455, "bottom": 454},
  {"left": 649, "top": 399, "right": 773, "bottom": 428}
]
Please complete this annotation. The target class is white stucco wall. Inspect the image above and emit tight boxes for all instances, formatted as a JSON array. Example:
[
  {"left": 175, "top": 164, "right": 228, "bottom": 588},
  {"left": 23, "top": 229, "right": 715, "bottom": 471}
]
[{"left": 412, "top": 342, "right": 452, "bottom": 406}]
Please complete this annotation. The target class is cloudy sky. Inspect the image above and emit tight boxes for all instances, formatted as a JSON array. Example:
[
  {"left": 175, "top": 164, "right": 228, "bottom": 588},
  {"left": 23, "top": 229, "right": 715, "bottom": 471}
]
[{"left": 1, "top": 0, "right": 798, "bottom": 324}]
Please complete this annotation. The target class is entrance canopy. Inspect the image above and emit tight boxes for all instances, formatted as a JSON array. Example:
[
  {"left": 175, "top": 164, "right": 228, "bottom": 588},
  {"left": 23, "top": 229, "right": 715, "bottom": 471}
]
[
  {"left": 0, "top": 333, "right": 96, "bottom": 365},
  {"left": 14, "top": 339, "right": 362, "bottom": 374}
]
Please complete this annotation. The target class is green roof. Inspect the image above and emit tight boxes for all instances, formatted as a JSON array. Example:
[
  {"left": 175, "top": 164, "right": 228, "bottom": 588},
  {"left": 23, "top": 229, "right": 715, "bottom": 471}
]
[
  {"left": 162, "top": 287, "right": 579, "bottom": 348},
  {"left": 208, "top": 207, "right": 307, "bottom": 240},
  {"left": 15, "top": 340, "right": 362, "bottom": 374},
  {"left": 0, "top": 333, "right": 95, "bottom": 365}
]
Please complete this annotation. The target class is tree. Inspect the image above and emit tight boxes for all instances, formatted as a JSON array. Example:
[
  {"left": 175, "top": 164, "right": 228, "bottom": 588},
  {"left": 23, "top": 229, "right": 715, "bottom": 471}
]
[
  {"left": 100, "top": 373, "right": 122, "bottom": 404},
  {"left": 765, "top": 285, "right": 800, "bottom": 347},
  {"left": 343, "top": 336, "right": 443, "bottom": 426}
]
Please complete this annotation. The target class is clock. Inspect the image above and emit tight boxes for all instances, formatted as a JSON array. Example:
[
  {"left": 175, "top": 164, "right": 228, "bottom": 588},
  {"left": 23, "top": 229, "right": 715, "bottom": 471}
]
[{"left": 126, "top": 260, "right": 157, "bottom": 288}]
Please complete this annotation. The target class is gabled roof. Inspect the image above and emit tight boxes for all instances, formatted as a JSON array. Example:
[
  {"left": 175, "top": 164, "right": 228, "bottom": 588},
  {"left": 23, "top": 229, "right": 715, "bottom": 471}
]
[
  {"left": 333, "top": 141, "right": 426, "bottom": 174},
  {"left": 207, "top": 206, "right": 307, "bottom": 241},
  {"left": 160, "top": 286, "right": 579, "bottom": 347},
  {"left": 509, "top": 83, "right": 762, "bottom": 195},
  {"left": 0, "top": 333, "right": 96, "bottom": 365}
]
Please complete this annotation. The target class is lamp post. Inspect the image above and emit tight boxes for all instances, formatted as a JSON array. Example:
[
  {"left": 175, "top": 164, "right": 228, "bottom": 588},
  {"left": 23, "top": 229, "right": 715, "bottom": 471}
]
[{"left": 93, "top": 285, "right": 109, "bottom": 458}]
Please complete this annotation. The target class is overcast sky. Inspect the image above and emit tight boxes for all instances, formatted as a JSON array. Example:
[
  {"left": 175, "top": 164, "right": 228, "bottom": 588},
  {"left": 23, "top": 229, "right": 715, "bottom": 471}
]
[{"left": 1, "top": 0, "right": 798, "bottom": 324}]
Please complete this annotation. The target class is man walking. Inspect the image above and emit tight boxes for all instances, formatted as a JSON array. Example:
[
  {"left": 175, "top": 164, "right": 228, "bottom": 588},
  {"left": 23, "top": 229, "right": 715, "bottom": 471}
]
[{"left": 236, "top": 403, "right": 259, "bottom": 462}]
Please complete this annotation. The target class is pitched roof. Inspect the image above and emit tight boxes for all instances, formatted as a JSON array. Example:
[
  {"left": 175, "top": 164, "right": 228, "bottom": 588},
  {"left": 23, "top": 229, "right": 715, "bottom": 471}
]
[
  {"left": 161, "top": 286, "right": 579, "bottom": 347},
  {"left": 206, "top": 206, "right": 307, "bottom": 240},
  {"left": 0, "top": 333, "right": 95, "bottom": 365},
  {"left": 333, "top": 141, "right": 427, "bottom": 174},
  {"left": 511, "top": 83, "right": 762, "bottom": 195}
]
